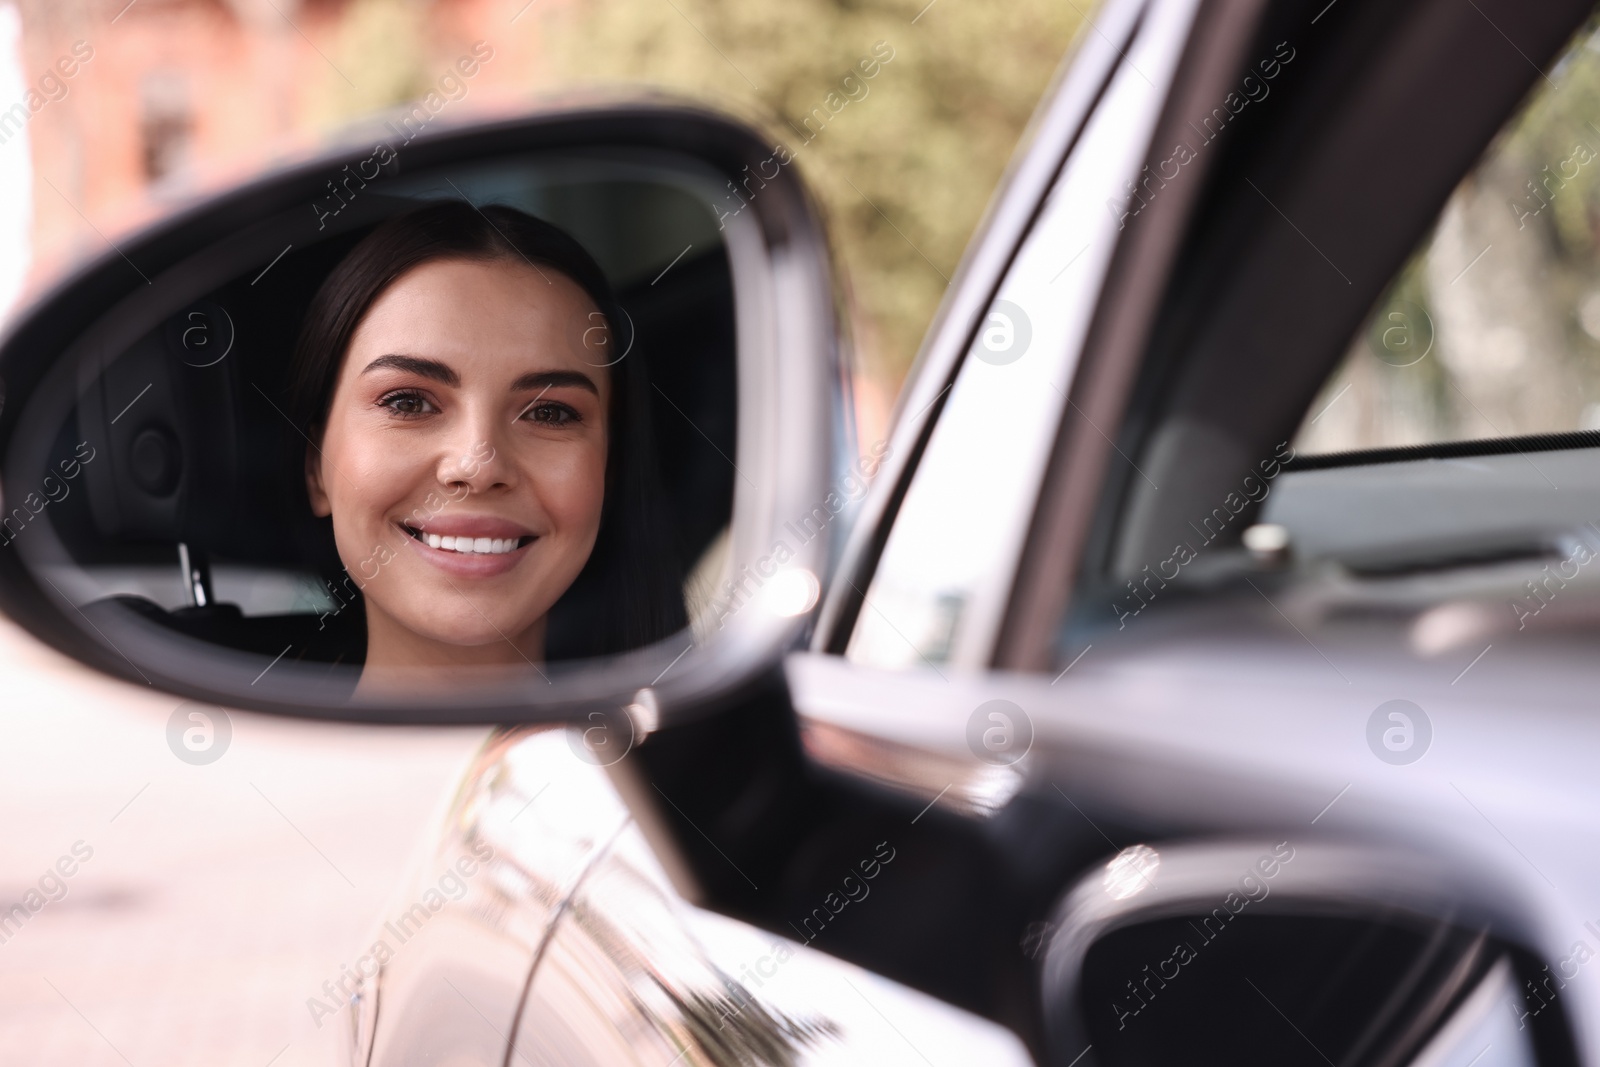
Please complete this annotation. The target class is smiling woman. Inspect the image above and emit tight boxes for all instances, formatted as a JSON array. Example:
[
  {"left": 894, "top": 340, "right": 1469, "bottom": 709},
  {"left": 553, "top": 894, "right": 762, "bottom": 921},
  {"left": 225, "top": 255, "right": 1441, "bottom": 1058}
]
[
  {"left": 287, "top": 203, "right": 685, "bottom": 693},
  {"left": 0, "top": 134, "right": 768, "bottom": 714}
]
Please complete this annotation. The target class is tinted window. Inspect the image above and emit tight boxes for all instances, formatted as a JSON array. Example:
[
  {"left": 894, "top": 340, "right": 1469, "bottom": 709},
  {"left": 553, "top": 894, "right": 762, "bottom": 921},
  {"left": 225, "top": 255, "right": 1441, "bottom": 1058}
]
[{"left": 1295, "top": 16, "right": 1600, "bottom": 455}]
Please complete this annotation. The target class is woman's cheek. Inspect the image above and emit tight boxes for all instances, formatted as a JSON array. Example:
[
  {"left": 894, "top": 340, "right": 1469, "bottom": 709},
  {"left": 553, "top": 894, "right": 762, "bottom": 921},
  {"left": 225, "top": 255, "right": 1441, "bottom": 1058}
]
[
  {"left": 535, "top": 442, "right": 608, "bottom": 537},
  {"left": 351, "top": 429, "right": 428, "bottom": 485},
  {"left": 320, "top": 415, "right": 425, "bottom": 562}
]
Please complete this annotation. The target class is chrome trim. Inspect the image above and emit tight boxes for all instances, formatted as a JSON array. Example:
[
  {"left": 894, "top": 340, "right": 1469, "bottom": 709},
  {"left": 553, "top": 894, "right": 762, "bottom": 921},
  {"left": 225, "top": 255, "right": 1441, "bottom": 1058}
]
[
  {"left": 799, "top": 717, "right": 1025, "bottom": 817},
  {"left": 786, "top": 648, "right": 1022, "bottom": 820}
]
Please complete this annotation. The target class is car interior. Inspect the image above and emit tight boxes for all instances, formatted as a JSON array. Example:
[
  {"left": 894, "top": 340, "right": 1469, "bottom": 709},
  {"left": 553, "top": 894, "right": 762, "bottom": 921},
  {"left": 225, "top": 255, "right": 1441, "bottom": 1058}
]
[
  {"left": 1063, "top": 0, "right": 1600, "bottom": 666},
  {"left": 6, "top": 155, "right": 737, "bottom": 687},
  {"left": 1025, "top": 0, "right": 1600, "bottom": 1062}
]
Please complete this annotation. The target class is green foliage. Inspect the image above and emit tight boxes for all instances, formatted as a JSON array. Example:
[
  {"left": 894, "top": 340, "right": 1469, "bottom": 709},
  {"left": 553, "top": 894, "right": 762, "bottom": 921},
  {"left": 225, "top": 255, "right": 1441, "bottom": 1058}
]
[
  {"left": 1298, "top": 16, "right": 1600, "bottom": 453},
  {"left": 528, "top": 0, "right": 1088, "bottom": 385},
  {"left": 311, "top": 0, "right": 434, "bottom": 131},
  {"left": 1504, "top": 18, "right": 1600, "bottom": 262}
]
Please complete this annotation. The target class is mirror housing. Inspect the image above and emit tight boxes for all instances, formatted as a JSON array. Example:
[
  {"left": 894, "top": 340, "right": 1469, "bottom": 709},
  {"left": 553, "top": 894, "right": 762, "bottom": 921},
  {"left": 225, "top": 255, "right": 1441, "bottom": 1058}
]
[{"left": 0, "top": 99, "right": 849, "bottom": 728}]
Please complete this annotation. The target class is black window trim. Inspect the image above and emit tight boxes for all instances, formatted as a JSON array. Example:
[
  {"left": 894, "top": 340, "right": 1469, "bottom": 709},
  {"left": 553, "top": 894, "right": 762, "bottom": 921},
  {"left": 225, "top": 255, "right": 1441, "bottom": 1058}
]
[{"left": 1282, "top": 429, "right": 1600, "bottom": 472}]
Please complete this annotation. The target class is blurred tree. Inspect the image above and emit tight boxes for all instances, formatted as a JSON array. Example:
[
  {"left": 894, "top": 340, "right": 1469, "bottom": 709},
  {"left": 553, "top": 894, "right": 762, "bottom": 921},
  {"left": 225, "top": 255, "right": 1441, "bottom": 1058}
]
[
  {"left": 531, "top": 0, "right": 1088, "bottom": 390},
  {"left": 1297, "top": 16, "right": 1600, "bottom": 453},
  {"left": 310, "top": 0, "right": 433, "bottom": 132},
  {"left": 1505, "top": 15, "right": 1600, "bottom": 264}
]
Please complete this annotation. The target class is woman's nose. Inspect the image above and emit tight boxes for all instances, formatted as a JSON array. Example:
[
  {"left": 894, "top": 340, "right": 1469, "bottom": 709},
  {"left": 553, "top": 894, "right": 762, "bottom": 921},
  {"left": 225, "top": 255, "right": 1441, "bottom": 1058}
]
[{"left": 437, "top": 416, "right": 515, "bottom": 493}]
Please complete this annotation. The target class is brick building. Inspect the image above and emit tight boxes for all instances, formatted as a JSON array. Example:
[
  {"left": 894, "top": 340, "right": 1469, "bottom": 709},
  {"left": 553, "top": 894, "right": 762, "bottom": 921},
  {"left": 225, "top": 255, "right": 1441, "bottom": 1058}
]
[{"left": 10, "top": 0, "right": 536, "bottom": 310}]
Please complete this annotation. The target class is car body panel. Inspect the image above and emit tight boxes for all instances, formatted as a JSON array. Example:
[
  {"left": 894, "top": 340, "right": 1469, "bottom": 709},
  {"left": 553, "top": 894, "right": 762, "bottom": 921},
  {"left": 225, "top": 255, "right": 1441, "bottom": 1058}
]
[{"left": 361, "top": 728, "right": 1035, "bottom": 1066}]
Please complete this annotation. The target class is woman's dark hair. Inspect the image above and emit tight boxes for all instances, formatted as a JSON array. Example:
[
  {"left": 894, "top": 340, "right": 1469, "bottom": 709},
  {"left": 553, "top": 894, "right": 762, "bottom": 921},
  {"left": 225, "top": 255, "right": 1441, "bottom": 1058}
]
[{"left": 287, "top": 200, "right": 686, "bottom": 660}]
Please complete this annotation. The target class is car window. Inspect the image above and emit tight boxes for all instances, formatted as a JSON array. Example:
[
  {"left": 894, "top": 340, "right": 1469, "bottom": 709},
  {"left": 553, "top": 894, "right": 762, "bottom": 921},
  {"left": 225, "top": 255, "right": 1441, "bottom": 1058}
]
[
  {"left": 844, "top": 0, "right": 1198, "bottom": 673},
  {"left": 1294, "top": 15, "right": 1600, "bottom": 456},
  {"left": 1053, "top": 4, "right": 1600, "bottom": 681}
]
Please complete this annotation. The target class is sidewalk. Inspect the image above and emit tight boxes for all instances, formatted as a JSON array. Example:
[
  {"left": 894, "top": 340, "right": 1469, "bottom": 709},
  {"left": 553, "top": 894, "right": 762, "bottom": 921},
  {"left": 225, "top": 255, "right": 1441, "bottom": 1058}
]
[{"left": 0, "top": 614, "right": 487, "bottom": 1067}]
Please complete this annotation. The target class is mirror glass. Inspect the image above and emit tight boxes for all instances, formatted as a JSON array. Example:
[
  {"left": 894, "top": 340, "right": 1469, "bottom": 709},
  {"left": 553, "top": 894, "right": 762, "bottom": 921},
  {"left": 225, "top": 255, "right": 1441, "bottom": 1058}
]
[
  {"left": 1, "top": 149, "right": 743, "bottom": 708},
  {"left": 1078, "top": 913, "right": 1553, "bottom": 1067}
]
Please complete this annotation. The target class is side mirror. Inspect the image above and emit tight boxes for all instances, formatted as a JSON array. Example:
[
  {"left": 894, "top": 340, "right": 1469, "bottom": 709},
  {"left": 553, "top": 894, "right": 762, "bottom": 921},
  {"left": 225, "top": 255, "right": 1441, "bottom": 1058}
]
[{"left": 0, "top": 102, "right": 848, "bottom": 728}]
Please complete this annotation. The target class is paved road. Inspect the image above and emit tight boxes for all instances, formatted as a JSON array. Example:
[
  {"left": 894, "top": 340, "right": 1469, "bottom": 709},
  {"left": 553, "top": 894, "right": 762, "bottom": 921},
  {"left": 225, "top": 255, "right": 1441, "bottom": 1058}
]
[{"left": 0, "top": 614, "right": 488, "bottom": 1067}]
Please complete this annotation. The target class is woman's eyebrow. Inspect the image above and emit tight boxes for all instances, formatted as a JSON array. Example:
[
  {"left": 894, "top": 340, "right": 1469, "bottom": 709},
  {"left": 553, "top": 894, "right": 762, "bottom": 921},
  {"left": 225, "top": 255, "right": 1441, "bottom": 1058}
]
[
  {"left": 360, "top": 354, "right": 459, "bottom": 386},
  {"left": 511, "top": 370, "right": 599, "bottom": 396}
]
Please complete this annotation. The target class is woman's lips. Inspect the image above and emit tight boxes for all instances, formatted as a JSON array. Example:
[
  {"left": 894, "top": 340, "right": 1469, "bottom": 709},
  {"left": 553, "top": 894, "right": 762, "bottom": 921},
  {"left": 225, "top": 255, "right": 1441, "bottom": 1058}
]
[{"left": 396, "top": 521, "right": 537, "bottom": 578}]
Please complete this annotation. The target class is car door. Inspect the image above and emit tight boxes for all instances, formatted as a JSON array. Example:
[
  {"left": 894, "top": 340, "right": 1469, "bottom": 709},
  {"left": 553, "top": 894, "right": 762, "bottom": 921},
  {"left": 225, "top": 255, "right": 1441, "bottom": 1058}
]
[{"left": 715, "top": 0, "right": 1600, "bottom": 1065}]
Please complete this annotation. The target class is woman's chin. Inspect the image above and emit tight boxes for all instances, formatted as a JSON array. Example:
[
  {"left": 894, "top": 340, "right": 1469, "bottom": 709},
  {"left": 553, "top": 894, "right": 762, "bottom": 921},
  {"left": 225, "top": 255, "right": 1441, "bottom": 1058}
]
[
  {"left": 353, "top": 659, "right": 542, "bottom": 696},
  {"left": 405, "top": 620, "right": 540, "bottom": 654},
  {"left": 358, "top": 599, "right": 546, "bottom": 665}
]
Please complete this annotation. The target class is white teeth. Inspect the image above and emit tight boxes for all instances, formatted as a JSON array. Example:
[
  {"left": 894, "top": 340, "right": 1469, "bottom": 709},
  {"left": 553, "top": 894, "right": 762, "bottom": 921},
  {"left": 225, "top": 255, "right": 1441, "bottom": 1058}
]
[{"left": 411, "top": 528, "right": 524, "bottom": 555}]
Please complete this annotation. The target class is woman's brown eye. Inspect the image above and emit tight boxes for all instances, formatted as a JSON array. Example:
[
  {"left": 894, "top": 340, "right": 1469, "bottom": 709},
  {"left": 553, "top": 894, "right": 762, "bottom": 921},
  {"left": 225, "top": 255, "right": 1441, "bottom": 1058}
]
[
  {"left": 526, "top": 403, "right": 579, "bottom": 426},
  {"left": 382, "top": 393, "right": 432, "bottom": 416}
]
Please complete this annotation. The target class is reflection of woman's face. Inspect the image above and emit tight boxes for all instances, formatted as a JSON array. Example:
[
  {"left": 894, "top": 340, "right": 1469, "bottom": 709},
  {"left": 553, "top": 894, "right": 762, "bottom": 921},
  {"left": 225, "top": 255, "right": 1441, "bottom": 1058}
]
[{"left": 306, "top": 257, "right": 610, "bottom": 680}]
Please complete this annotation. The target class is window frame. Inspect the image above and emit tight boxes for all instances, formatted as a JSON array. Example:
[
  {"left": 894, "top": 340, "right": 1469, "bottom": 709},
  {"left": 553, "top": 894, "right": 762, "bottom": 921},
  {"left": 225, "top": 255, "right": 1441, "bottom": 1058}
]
[
  {"left": 1001, "top": 0, "right": 1599, "bottom": 671},
  {"left": 811, "top": 0, "right": 1149, "bottom": 657},
  {"left": 835, "top": 0, "right": 1207, "bottom": 674}
]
